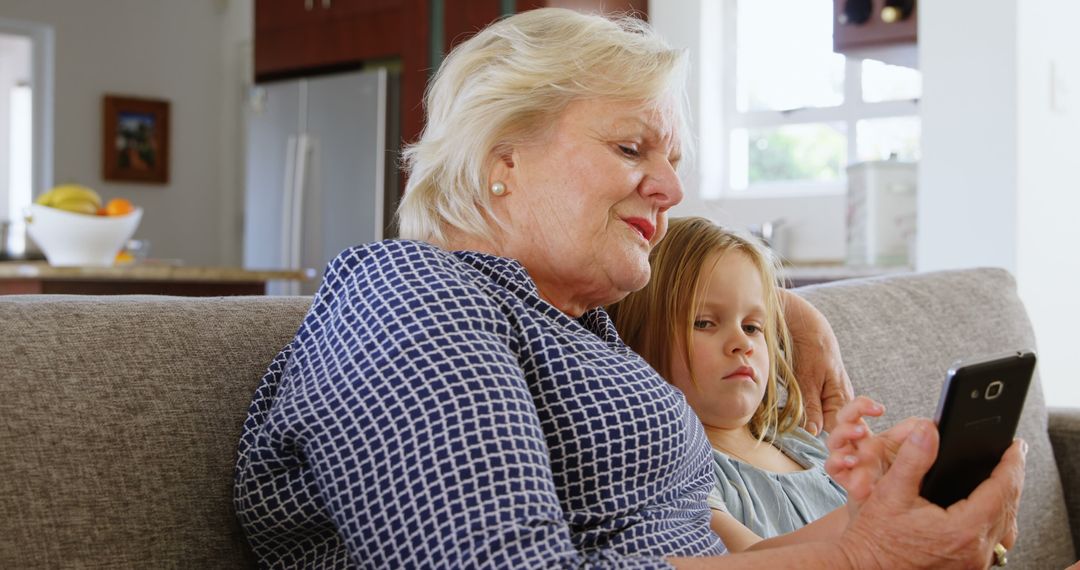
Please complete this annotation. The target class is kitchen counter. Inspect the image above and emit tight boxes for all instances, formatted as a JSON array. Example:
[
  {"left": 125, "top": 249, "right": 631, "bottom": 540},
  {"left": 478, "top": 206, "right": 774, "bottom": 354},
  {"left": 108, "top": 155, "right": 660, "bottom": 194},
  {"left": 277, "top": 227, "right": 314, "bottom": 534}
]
[
  {"left": 0, "top": 259, "right": 908, "bottom": 295},
  {"left": 0, "top": 262, "right": 317, "bottom": 296},
  {"left": 782, "top": 262, "right": 912, "bottom": 288}
]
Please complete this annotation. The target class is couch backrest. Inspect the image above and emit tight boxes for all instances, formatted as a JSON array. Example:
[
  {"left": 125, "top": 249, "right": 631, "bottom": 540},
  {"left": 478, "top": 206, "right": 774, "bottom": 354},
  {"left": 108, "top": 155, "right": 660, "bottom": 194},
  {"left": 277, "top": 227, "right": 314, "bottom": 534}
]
[
  {"left": 1, "top": 269, "right": 1073, "bottom": 569},
  {"left": 0, "top": 295, "right": 311, "bottom": 569},
  {"left": 797, "top": 268, "right": 1075, "bottom": 570}
]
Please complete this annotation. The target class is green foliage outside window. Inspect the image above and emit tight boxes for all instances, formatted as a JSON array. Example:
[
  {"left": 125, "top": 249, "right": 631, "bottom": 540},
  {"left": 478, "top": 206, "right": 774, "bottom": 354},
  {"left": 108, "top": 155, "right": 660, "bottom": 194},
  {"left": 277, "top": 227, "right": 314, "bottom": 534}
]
[{"left": 747, "top": 125, "right": 846, "bottom": 184}]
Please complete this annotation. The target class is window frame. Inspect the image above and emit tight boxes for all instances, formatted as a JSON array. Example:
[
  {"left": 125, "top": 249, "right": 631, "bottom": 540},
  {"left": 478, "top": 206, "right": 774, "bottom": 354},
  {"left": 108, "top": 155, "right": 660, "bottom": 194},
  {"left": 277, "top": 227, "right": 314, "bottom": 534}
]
[
  {"left": 716, "top": 0, "right": 919, "bottom": 200},
  {"left": 0, "top": 19, "right": 54, "bottom": 202}
]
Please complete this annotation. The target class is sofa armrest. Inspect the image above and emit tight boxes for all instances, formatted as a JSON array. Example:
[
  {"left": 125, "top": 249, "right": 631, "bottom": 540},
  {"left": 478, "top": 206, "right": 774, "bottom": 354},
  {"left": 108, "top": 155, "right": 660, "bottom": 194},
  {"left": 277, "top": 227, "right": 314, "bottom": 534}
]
[{"left": 1049, "top": 407, "right": 1080, "bottom": 560}]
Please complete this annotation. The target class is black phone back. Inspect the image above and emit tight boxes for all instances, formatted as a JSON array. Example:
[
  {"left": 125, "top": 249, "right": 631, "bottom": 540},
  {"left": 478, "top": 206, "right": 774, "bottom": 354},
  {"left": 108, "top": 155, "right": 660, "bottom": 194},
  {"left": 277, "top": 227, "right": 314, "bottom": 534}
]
[{"left": 919, "top": 350, "right": 1036, "bottom": 508}]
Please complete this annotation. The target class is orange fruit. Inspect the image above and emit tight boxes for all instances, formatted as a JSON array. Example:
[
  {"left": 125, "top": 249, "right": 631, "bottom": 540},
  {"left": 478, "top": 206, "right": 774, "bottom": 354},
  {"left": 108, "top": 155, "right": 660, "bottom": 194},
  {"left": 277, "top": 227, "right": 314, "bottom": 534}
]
[{"left": 105, "top": 198, "right": 135, "bottom": 216}]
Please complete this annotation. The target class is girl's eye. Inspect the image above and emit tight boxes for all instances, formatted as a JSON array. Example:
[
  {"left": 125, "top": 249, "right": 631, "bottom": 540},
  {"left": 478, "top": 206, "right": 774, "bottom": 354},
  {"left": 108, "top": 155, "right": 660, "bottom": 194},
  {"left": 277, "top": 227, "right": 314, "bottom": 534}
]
[
  {"left": 693, "top": 319, "right": 714, "bottom": 330},
  {"left": 618, "top": 144, "right": 641, "bottom": 158},
  {"left": 742, "top": 324, "right": 763, "bottom": 335}
]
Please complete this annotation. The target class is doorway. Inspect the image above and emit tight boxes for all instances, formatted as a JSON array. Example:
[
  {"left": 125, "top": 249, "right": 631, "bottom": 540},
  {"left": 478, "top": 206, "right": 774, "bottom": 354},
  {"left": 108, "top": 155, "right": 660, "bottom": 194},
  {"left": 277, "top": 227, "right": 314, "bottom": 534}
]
[{"left": 0, "top": 20, "right": 52, "bottom": 260}]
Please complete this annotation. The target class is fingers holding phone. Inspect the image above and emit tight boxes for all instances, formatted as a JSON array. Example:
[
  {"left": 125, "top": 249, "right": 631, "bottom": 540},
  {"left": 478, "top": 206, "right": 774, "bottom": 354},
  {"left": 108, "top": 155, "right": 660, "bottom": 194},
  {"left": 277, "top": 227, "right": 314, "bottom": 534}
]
[{"left": 838, "top": 418, "right": 1026, "bottom": 569}]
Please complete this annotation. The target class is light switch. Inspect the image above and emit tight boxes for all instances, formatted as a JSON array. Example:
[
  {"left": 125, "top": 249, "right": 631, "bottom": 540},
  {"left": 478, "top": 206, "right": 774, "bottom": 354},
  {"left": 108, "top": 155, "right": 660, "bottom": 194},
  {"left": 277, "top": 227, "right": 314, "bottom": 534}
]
[{"left": 1050, "top": 60, "right": 1070, "bottom": 114}]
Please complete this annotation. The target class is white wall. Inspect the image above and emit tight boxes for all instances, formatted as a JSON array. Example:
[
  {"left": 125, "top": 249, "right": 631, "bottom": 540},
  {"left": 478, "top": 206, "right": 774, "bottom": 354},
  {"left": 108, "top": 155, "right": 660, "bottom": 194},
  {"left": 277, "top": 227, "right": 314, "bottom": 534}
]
[
  {"left": 217, "top": 0, "right": 253, "bottom": 267},
  {"left": 658, "top": 0, "right": 1080, "bottom": 406},
  {"left": 1016, "top": 0, "right": 1080, "bottom": 407},
  {"left": 917, "top": 2, "right": 1018, "bottom": 272},
  {"left": 650, "top": 0, "right": 704, "bottom": 212},
  {"left": 0, "top": 0, "right": 239, "bottom": 265},
  {"left": 919, "top": 0, "right": 1080, "bottom": 407}
]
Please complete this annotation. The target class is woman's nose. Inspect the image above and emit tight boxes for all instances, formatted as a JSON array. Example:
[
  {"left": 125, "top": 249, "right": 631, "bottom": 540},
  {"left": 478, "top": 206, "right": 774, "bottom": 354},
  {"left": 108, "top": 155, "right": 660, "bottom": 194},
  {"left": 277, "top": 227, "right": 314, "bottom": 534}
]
[{"left": 640, "top": 161, "right": 683, "bottom": 210}]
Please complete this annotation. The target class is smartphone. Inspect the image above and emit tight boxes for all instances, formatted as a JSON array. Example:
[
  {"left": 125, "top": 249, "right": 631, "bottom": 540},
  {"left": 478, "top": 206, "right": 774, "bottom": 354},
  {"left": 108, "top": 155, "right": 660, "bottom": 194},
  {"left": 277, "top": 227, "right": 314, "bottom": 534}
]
[{"left": 919, "top": 350, "right": 1036, "bottom": 508}]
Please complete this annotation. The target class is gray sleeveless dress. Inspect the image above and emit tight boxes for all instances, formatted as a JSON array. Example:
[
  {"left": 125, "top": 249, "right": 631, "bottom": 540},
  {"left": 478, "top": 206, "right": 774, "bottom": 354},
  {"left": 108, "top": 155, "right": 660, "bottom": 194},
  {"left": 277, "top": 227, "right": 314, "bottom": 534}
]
[{"left": 706, "top": 427, "right": 847, "bottom": 538}]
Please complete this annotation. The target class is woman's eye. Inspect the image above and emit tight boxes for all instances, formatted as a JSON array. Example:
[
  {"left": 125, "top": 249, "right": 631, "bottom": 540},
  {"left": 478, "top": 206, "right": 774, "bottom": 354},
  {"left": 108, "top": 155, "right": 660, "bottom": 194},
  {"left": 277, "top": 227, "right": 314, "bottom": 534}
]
[{"left": 618, "top": 144, "right": 641, "bottom": 158}]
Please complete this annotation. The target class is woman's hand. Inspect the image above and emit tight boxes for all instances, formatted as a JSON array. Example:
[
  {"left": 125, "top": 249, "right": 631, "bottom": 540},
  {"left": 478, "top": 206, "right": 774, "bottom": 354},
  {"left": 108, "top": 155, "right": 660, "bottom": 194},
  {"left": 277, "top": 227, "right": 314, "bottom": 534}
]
[
  {"left": 781, "top": 290, "right": 854, "bottom": 435},
  {"left": 671, "top": 418, "right": 1026, "bottom": 568},
  {"left": 838, "top": 419, "right": 1027, "bottom": 569},
  {"left": 825, "top": 397, "right": 921, "bottom": 502}
]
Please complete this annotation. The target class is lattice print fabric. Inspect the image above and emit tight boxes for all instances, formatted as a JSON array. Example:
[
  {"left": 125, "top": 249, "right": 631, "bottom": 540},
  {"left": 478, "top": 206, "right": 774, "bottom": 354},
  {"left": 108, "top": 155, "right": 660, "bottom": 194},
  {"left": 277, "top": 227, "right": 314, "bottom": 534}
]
[{"left": 235, "top": 240, "right": 726, "bottom": 568}]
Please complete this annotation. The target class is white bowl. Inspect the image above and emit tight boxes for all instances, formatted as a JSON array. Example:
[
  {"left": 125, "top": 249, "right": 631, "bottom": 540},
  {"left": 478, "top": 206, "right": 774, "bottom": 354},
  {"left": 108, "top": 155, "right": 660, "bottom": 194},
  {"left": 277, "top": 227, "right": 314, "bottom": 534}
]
[{"left": 25, "top": 204, "right": 143, "bottom": 267}]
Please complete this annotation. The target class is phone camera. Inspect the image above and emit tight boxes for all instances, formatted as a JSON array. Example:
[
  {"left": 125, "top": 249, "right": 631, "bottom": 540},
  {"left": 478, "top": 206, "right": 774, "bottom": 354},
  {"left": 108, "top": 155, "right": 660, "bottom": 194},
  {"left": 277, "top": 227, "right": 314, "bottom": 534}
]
[{"left": 985, "top": 380, "right": 1004, "bottom": 400}]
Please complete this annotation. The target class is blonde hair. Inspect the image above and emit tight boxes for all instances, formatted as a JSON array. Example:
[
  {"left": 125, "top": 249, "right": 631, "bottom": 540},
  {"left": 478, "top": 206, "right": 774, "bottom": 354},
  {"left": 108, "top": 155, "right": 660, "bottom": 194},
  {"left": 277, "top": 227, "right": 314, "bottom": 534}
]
[
  {"left": 397, "top": 8, "right": 690, "bottom": 246},
  {"left": 607, "top": 217, "right": 804, "bottom": 442}
]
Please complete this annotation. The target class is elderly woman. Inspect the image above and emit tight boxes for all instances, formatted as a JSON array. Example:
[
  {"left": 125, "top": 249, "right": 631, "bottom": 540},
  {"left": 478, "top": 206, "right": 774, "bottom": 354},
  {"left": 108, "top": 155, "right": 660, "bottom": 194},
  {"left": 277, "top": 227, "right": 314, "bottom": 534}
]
[{"left": 235, "top": 8, "right": 1024, "bottom": 568}]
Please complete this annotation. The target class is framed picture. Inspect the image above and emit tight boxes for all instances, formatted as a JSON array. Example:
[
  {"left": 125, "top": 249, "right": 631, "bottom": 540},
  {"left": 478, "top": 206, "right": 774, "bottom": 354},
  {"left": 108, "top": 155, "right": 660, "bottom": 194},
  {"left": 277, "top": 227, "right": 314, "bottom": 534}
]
[{"left": 102, "top": 95, "right": 170, "bottom": 184}]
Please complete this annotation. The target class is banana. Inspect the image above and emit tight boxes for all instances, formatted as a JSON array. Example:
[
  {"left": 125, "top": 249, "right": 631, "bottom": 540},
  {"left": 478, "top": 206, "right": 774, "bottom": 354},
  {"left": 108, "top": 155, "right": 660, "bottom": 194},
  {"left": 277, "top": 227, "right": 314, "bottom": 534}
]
[
  {"left": 36, "top": 184, "right": 102, "bottom": 209},
  {"left": 53, "top": 185, "right": 103, "bottom": 207},
  {"left": 51, "top": 197, "right": 100, "bottom": 215}
]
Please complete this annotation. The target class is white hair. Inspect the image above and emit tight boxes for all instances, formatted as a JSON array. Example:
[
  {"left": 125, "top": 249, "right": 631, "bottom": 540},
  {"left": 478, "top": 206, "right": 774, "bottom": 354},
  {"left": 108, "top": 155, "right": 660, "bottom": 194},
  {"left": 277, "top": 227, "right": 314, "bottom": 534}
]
[{"left": 397, "top": 7, "right": 690, "bottom": 246}]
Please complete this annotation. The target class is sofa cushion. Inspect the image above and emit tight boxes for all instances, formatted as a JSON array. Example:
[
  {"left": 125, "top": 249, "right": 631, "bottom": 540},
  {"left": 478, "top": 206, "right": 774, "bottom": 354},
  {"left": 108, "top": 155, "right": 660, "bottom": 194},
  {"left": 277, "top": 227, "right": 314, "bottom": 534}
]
[
  {"left": 0, "top": 295, "right": 310, "bottom": 569},
  {"left": 1049, "top": 407, "right": 1080, "bottom": 559},
  {"left": 1, "top": 269, "right": 1072, "bottom": 569},
  {"left": 796, "top": 268, "right": 1075, "bottom": 570}
]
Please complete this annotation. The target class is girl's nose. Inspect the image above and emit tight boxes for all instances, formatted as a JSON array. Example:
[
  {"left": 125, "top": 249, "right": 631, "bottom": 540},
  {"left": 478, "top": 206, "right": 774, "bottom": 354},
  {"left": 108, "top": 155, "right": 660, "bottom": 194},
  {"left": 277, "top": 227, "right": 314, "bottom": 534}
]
[{"left": 724, "top": 329, "right": 753, "bottom": 356}]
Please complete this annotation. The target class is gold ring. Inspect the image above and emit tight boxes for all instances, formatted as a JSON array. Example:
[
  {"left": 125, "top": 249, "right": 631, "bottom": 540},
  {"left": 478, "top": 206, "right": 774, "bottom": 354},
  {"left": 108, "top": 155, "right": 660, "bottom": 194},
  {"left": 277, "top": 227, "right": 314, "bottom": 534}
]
[{"left": 992, "top": 542, "right": 1008, "bottom": 567}]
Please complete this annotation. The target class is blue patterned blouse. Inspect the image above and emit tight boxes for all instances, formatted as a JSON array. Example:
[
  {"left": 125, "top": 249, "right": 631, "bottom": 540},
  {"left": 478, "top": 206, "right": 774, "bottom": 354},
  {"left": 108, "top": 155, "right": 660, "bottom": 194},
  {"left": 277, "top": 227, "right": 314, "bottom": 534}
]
[{"left": 234, "top": 240, "right": 725, "bottom": 568}]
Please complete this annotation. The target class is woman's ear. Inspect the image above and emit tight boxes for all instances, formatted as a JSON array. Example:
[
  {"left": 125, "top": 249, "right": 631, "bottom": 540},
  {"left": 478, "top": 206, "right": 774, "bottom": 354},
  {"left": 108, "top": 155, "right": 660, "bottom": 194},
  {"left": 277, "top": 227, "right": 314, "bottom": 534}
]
[
  {"left": 489, "top": 146, "right": 517, "bottom": 188},
  {"left": 497, "top": 147, "right": 516, "bottom": 169}
]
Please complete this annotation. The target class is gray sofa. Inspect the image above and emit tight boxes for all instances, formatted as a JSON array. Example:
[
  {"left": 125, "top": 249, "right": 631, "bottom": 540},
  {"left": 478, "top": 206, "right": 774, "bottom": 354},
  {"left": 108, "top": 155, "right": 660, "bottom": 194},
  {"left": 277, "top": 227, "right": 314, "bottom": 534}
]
[{"left": 1, "top": 268, "right": 1077, "bottom": 568}]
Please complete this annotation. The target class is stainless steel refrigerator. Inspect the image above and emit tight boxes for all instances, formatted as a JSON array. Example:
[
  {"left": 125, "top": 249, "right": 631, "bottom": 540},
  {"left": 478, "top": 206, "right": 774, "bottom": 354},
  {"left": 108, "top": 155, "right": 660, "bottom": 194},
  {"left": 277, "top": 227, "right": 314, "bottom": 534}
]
[{"left": 243, "top": 68, "right": 400, "bottom": 295}]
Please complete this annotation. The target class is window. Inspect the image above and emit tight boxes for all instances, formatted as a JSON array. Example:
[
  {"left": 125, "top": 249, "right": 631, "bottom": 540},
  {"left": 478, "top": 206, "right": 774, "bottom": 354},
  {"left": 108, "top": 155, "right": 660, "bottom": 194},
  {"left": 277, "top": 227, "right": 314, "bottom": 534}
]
[
  {"left": 7, "top": 83, "right": 31, "bottom": 254},
  {"left": 0, "top": 21, "right": 53, "bottom": 248},
  {"left": 0, "top": 32, "right": 32, "bottom": 257},
  {"left": 9, "top": 84, "right": 32, "bottom": 215},
  {"left": 709, "top": 0, "right": 921, "bottom": 199}
]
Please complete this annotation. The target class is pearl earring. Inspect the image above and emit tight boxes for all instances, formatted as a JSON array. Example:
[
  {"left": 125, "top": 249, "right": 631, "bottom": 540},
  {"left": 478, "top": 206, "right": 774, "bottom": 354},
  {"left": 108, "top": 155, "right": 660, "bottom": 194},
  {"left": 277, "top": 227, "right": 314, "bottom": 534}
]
[{"left": 490, "top": 181, "right": 507, "bottom": 196}]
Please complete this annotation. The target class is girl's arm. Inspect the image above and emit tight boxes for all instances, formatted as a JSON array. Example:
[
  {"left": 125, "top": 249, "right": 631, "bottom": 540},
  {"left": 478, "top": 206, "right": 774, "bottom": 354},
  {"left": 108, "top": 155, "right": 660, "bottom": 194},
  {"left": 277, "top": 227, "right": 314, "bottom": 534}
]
[
  {"left": 708, "top": 510, "right": 763, "bottom": 552},
  {"left": 743, "top": 508, "right": 849, "bottom": 551},
  {"left": 710, "top": 505, "right": 849, "bottom": 553}
]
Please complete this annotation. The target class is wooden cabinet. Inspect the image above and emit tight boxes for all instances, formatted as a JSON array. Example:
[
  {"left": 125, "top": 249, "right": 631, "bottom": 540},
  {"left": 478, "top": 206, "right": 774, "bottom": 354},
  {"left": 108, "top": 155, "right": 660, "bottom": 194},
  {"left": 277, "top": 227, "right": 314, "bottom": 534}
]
[
  {"left": 833, "top": 0, "right": 916, "bottom": 53},
  {"left": 254, "top": 0, "right": 404, "bottom": 81},
  {"left": 253, "top": 0, "right": 647, "bottom": 154},
  {"left": 516, "top": 0, "right": 647, "bottom": 16},
  {"left": 254, "top": 0, "right": 428, "bottom": 146}
]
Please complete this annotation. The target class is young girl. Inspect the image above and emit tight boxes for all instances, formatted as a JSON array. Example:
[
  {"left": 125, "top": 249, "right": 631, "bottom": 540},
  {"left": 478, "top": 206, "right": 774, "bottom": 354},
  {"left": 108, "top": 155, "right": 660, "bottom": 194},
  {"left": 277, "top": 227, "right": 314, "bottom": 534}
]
[{"left": 608, "top": 216, "right": 889, "bottom": 552}]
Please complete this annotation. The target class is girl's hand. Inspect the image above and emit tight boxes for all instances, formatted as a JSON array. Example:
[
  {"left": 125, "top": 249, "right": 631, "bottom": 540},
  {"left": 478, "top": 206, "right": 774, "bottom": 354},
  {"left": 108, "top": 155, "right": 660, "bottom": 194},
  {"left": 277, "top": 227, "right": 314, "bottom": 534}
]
[{"left": 826, "top": 396, "right": 923, "bottom": 503}]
